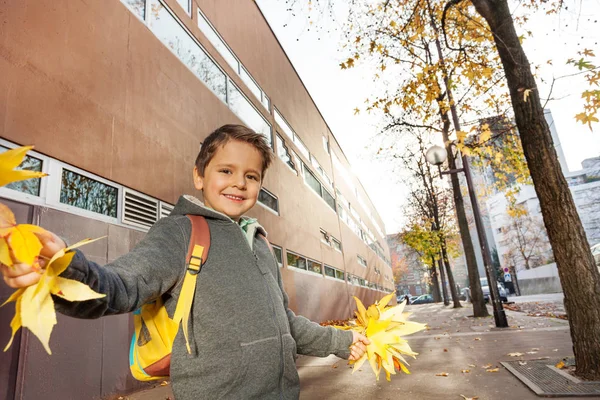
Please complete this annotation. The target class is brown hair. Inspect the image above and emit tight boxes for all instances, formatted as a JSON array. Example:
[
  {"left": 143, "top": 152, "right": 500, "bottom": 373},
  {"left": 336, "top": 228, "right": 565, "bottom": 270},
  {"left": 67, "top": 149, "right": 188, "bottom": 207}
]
[{"left": 195, "top": 124, "right": 273, "bottom": 179}]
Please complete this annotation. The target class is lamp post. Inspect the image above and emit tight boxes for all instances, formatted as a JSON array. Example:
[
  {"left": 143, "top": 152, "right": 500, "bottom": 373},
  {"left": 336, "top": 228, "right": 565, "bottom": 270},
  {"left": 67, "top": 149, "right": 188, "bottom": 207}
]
[{"left": 425, "top": 145, "right": 508, "bottom": 328}]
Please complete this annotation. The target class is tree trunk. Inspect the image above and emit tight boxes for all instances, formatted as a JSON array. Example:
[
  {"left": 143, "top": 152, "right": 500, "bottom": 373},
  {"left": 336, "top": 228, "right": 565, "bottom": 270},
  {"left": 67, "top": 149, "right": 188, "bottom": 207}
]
[
  {"left": 427, "top": 2, "right": 488, "bottom": 315},
  {"left": 440, "top": 112, "right": 489, "bottom": 317},
  {"left": 471, "top": 0, "right": 600, "bottom": 379},
  {"left": 438, "top": 256, "right": 450, "bottom": 305},
  {"left": 430, "top": 257, "right": 442, "bottom": 303},
  {"left": 442, "top": 239, "right": 462, "bottom": 308}
]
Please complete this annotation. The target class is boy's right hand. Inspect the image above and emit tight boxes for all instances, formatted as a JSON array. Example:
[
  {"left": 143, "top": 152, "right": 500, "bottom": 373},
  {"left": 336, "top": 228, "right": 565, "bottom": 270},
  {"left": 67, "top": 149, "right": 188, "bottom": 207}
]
[{"left": 1, "top": 230, "right": 66, "bottom": 288}]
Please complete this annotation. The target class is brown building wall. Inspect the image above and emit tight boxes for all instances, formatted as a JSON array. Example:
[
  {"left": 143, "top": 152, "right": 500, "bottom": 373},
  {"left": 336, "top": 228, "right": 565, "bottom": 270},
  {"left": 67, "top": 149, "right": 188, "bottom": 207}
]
[
  {"left": 0, "top": 0, "right": 392, "bottom": 309},
  {"left": 1, "top": 0, "right": 394, "bottom": 396}
]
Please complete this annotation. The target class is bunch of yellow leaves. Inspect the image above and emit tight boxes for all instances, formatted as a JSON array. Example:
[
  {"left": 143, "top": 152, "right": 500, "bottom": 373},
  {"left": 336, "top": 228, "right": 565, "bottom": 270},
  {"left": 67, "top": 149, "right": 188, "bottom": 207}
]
[
  {"left": 1, "top": 145, "right": 105, "bottom": 354},
  {"left": 0, "top": 146, "right": 49, "bottom": 269},
  {"left": 2, "top": 238, "right": 105, "bottom": 354},
  {"left": 337, "top": 293, "right": 426, "bottom": 381}
]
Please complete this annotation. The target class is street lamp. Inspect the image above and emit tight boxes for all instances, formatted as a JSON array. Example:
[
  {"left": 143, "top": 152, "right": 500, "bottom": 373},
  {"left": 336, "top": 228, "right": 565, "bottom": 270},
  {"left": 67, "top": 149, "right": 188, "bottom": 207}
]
[{"left": 426, "top": 145, "right": 509, "bottom": 328}]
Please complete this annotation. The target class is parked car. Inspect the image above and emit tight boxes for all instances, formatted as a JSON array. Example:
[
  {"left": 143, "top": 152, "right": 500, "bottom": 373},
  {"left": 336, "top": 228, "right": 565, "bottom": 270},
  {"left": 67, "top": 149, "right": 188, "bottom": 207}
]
[
  {"left": 462, "top": 279, "right": 508, "bottom": 303},
  {"left": 411, "top": 294, "right": 434, "bottom": 305},
  {"left": 480, "top": 278, "right": 508, "bottom": 303},
  {"left": 591, "top": 242, "right": 600, "bottom": 268}
]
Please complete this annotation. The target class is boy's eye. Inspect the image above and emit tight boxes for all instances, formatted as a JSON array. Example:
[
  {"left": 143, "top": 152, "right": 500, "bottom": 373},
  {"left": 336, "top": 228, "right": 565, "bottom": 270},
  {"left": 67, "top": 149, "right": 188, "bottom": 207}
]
[
  {"left": 219, "top": 169, "right": 232, "bottom": 174},
  {"left": 247, "top": 174, "right": 259, "bottom": 181}
]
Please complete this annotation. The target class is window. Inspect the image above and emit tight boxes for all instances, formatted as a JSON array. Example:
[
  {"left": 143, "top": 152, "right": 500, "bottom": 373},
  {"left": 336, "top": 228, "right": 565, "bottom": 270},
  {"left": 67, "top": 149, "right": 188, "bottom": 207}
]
[
  {"left": 331, "top": 237, "right": 342, "bottom": 252},
  {"left": 239, "top": 66, "right": 263, "bottom": 104},
  {"left": 321, "top": 188, "right": 336, "bottom": 211},
  {"left": 357, "top": 255, "right": 367, "bottom": 267},
  {"left": 304, "top": 167, "right": 322, "bottom": 196},
  {"left": 176, "top": 0, "right": 190, "bottom": 14},
  {"left": 276, "top": 135, "right": 295, "bottom": 172},
  {"left": 258, "top": 188, "right": 278, "bottom": 213},
  {"left": 336, "top": 189, "right": 350, "bottom": 209},
  {"left": 274, "top": 108, "right": 310, "bottom": 159},
  {"left": 322, "top": 136, "right": 329, "bottom": 154},
  {"left": 320, "top": 229, "right": 330, "bottom": 245},
  {"left": 325, "top": 265, "right": 345, "bottom": 281},
  {"left": 0, "top": 146, "right": 43, "bottom": 196},
  {"left": 196, "top": 8, "right": 237, "bottom": 70},
  {"left": 287, "top": 252, "right": 307, "bottom": 270},
  {"left": 196, "top": 8, "right": 270, "bottom": 111},
  {"left": 121, "top": 0, "right": 145, "bottom": 19},
  {"left": 274, "top": 108, "right": 295, "bottom": 141},
  {"left": 302, "top": 163, "right": 336, "bottom": 212},
  {"left": 310, "top": 155, "right": 333, "bottom": 188},
  {"left": 293, "top": 135, "right": 310, "bottom": 160},
  {"left": 272, "top": 245, "right": 283, "bottom": 266},
  {"left": 60, "top": 169, "right": 118, "bottom": 218},
  {"left": 227, "top": 81, "right": 271, "bottom": 144},
  {"left": 307, "top": 259, "right": 323, "bottom": 274},
  {"left": 149, "top": 1, "right": 227, "bottom": 102}
]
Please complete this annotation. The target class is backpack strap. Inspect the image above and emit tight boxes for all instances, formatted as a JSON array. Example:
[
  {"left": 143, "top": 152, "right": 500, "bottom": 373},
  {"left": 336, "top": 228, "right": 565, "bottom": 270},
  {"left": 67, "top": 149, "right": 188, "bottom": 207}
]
[{"left": 173, "top": 215, "right": 210, "bottom": 354}]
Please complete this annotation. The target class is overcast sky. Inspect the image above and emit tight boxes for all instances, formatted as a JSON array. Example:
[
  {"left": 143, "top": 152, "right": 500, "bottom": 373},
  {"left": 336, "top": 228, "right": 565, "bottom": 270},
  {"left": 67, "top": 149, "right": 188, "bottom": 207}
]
[{"left": 256, "top": 0, "right": 600, "bottom": 234}]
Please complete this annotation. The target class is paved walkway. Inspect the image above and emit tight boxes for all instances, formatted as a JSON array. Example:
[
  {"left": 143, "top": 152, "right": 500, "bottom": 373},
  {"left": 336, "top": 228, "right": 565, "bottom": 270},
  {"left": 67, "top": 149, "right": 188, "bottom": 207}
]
[{"left": 122, "top": 302, "right": 600, "bottom": 400}]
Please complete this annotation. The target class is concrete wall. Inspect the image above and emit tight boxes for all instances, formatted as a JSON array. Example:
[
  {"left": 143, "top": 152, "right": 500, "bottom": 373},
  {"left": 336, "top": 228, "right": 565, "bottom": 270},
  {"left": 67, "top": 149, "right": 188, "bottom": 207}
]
[{"left": 516, "top": 263, "right": 562, "bottom": 295}]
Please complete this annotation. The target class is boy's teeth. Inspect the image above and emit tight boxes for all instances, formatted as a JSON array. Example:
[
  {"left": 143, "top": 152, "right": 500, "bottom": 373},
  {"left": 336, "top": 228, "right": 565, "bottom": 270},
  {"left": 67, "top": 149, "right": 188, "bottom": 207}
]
[{"left": 225, "top": 194, "right": 242, "bottom": 200}]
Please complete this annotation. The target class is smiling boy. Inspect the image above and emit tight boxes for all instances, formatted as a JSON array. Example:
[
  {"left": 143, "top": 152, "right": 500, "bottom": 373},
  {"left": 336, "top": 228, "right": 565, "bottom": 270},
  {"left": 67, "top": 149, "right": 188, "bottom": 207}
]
[{"left": 1, "top": 124, "right": 369, "bottom": 399}]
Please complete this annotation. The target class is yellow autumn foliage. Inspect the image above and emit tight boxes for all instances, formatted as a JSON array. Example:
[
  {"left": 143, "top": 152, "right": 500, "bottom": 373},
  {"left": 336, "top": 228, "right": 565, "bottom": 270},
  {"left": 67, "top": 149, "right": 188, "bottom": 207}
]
[{"left": 336, "top": 293, "right": 426, "bottom": 381}]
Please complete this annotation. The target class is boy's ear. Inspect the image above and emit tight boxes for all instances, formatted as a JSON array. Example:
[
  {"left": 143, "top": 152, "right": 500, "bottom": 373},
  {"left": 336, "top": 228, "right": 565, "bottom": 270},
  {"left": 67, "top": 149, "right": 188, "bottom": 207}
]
[{"left": 193, "top": 167, "right": 204, "bottom": 191}]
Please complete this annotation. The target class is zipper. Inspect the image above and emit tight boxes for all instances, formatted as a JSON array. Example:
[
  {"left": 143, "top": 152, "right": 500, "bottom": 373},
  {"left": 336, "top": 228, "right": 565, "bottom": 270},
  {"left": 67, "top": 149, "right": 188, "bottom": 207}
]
[{"left": 232, "top": 221, "right": 285, "bottom": 397}]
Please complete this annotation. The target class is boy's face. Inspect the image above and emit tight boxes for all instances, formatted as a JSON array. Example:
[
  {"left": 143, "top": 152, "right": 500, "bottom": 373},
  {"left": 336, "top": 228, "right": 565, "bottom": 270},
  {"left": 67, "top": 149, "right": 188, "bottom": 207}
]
[{"left": 193, "top": 140, "right": 263, "bottom": 221}]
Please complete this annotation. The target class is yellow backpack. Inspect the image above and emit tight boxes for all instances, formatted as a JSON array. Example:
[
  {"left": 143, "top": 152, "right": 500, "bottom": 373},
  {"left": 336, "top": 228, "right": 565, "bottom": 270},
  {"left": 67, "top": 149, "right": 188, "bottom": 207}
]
[{"left": 129, "top": 215, "right": 210, "bottom": 381}]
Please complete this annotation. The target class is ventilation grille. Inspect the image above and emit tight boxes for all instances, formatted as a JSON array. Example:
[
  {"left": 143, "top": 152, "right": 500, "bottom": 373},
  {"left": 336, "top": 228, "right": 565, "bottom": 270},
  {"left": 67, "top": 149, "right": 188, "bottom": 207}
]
[
  {"left": 122, "top": 189, "right": 159, "bottom": 230},
  {"left": 160, "top": 202, "right": 174, "bottom": 219}
]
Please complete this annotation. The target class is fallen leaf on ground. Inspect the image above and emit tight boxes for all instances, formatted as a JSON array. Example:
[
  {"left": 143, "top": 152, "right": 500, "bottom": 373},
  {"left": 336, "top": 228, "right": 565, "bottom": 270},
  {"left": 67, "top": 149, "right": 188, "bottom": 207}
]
[
  {"left": 526, "top": 351, "right": 538, "bottom": 354},
  {"left": 461, "top": 369, "right": 470, "bottom": 373},
  {"left": 474, "top": 337, "right": 481, "bottom": 341},
  {"left": 444, "top": 348, "right": 448, "bottom": 352},
  {"left": 160, "top": 381, "right": 169, "bottom": 386},
  {"left": 531, "top": 348, "right": 539, "bottom": 351},
  {"left": 460, "top": 396, "right": 479, "bottom": 400},
  {"left": 555, "top": 361, "right": 565, "bottom": 369},
  {"left": 483, "top": 364, "right": 493, "bottom": 369},
  {"left": 436, "top": 372, "right": 449, "bottom": 377},
  {"left": 468, "top": 364, "right": 476, "bottom": 368},
  {"left": 486, "top": 368, "right": 500, "bottom": 372},
  {"left": 518, "top": 361, "right": 527, "bottom": 366},
  {"left": 507, "top": 352, "right": 524, "bottom": 357}
]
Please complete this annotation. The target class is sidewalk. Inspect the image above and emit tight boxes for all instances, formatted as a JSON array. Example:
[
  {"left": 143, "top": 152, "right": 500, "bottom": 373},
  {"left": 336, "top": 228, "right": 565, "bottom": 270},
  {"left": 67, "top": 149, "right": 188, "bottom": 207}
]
[{"left": 123, "top": 303, "right": 598, "bottom": 400}]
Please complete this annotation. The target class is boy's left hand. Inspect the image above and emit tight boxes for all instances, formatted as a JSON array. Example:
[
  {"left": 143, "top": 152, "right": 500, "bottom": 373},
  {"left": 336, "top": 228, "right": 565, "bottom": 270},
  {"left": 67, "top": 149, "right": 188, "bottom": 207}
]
[{"left": 349, "top": 331, "right": 370, "bottom": 361}]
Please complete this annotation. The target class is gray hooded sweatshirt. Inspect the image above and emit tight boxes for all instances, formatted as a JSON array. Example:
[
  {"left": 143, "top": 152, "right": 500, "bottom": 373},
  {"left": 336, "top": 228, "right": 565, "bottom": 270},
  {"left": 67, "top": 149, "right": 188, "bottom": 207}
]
[{"left": 55, "top": 195, "right": 353, "bottom": 400}]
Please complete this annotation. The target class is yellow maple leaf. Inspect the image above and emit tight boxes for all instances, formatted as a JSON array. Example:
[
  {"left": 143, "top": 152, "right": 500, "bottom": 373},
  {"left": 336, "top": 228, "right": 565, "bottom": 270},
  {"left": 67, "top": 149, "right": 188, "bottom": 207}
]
[
  {"left": 575, "top": 112, "right": 599, "bottom": 130},
  {"left": 0, "top": 146, "right": 48, "bottom": 187},
  {"left": 0, "top": 203, "right": 47, "bottom": 267},
  {"left": 337, "top": 294, "right": 426, "bottom": 382},
  {"left": 2, "top": 237, "right": 106, "bottom": 354}
]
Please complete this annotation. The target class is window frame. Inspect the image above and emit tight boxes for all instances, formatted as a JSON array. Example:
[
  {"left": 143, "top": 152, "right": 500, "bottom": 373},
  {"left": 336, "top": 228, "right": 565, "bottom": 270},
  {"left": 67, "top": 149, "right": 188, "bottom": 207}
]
[
  {"left": 257, "top": 187, "right": 279, "bottom": 215},
  {"left": 271, "top": 244, "right": 283, "bottom": 267}
]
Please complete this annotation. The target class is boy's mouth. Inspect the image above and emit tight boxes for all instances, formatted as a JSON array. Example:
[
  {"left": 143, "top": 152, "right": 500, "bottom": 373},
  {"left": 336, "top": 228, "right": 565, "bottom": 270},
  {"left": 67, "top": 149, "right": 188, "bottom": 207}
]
[{"left": 223, "top": 194, "right": 245, "bottom": 203}]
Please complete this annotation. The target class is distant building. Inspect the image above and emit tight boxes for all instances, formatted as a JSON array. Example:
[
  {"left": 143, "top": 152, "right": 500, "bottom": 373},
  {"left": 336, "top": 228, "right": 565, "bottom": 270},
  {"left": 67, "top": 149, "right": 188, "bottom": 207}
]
[
  {"left": 386, "top": 235, "right": 428, "bottom": 296},
  {"left": 487, "top": 156, "right": 600, "bottom": 272}
]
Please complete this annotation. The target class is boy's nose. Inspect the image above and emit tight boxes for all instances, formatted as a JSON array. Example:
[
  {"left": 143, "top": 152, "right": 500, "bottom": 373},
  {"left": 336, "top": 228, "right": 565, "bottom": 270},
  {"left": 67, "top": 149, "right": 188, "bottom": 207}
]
[{"left": 232, "top": 173, "right": 247, "bottom": 189}]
